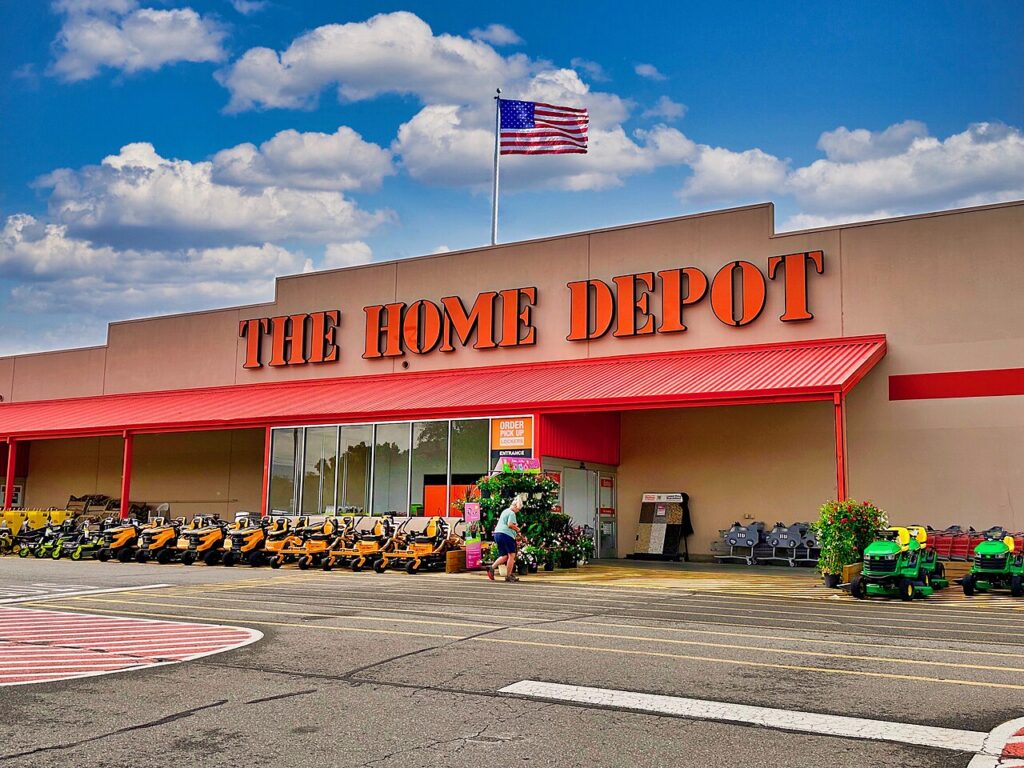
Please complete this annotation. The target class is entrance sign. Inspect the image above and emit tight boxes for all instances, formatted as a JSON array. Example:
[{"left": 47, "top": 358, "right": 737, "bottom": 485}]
[
  {"left": 490, "top": 417, "right": 534, "bottom": 465},
  {"left": 464, "top": 502, "right": 482, "bottom": 570}
]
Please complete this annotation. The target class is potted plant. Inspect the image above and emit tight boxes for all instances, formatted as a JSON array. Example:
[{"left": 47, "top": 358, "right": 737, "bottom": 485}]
[{"left": 813, "top": 499, "right": 887, "bottom": 587}]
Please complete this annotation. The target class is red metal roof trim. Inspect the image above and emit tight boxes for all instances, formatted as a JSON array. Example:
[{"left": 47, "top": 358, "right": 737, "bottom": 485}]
[{"left": 0, "top": 335, "right": 886, "bottom": 440}]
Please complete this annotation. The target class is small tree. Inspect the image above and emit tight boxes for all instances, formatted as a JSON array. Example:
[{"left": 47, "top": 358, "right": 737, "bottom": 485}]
[{"left": 814, "top": 499, "right": 888, "bottom": 575}]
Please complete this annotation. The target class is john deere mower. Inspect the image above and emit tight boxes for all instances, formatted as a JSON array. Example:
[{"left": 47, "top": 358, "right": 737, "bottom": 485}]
[
  {"left": 96, "top": 517, "right": 147, "bottom": 562},
  {"left": 135, "top": 517, "right": 185, "bottom": 563},
  {"left": 375, "top": 517, "right": 454, "bottom": 574},
  {"left": 221, "top": 515, "right": 292, "bottom": 566},
  {"left": 962, "top": 527, "right": 1024, "bottom": 597},
  {"left": 851, "top": 525, "right": 949, "bottom": 600},
  {"left": 176, "top": 515, "right": 226, "bottom": 565}
]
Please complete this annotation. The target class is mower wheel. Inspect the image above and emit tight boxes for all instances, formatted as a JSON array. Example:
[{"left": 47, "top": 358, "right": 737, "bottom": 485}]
[
  {"left": 203, "top": 550, "right": 221, "bottom": 566},
  {"left": 71, "top": 549, "right": 83, "bottom": 561},
  {"left": 246, "top": 552, "right": 263, "bottom": 567},
  {"left": 934, "top": 561, "right": 945, "bottom": 578},
  {"left": 921, "top": 573, "right": 931, "bottom": 588},
  {"left": 18, "top": 547, "right": 29, "bottom": 558},
  {"left": 156, "top": 549, "right": 174, "bottom": 565},
  {"left": 898, "top": 578, "right": 915, "bottom": 601},
  {"left": 962, "top": 574, "right": 976, "bottom": 596},
  {"left": 298, "top": 557, "right": 310, "bottom": 571},
  {"left": 269, "top": 556, "right": 282, "bottom": 569},
  {"left": 52, "top": 548, "right": 63, "bottom": 560},
  {"left": 405, "top": 561, "right": 419, "bottom": 575},
  {"left": 117, "top": 548, "right": 134, "bottom": 563},
  {"left": 136, "top": 551, "right": 149, "bottom": 563},
  {"left": 180, "top": 552, "right": 195, "bottom": 566},
  {"left": 222, "top": 552, "right": 236, "bottom": 567},
  {"left": 97, "top": 548, "right": 110, "bottom": 562},
  {"left": 1011, "top": 575, "right": 1023, "bottom": 598},
  {"left": 351, "top": 559, "right": 363, "bottom": 572},
  {"left": 373, "top": 559, "right": 387, "bottom": 573},
  {"left": 850, "top": 576, "right": 865, "bottom": 599},
  {"left": 322, "top": 558, "right": 333, "bottom": 572},
  {"left": 34, "top": 548, "right": 45, "bottom": 559}
]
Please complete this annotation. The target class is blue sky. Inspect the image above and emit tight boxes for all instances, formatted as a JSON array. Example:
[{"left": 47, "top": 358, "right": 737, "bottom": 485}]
[{"left": 1, "top": 0, "right": 1022, "bottom": 355}]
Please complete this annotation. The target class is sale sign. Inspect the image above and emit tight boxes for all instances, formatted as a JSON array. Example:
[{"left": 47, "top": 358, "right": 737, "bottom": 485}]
[{"left": 464, "top": 502, "right": 482, "bottom": 570}]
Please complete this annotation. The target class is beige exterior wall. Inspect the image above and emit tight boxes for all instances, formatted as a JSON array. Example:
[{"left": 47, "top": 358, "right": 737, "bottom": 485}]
[
  {"left": 3, "top": 200, "right": 1022, "bottom": 544},
  {"left": 618, "top": 404, "right": 836, "bottom": 558},
  {"left": 23, "top": 430, "right": 263, "bottom": 518}
]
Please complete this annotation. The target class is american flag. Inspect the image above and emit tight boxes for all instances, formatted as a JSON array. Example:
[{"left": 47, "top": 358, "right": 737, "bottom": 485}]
[{"left": 499, "top": 99, "right": 589, "bottom": 155}]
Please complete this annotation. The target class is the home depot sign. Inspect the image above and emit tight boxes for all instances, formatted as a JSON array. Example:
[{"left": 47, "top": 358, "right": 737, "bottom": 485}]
[{"left": 239, "top": 250, "right": 823, "bottom": 369}]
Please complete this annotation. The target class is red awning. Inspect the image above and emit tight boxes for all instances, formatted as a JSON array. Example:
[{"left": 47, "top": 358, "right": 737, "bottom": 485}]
[{"left": 0, "top": 335, "right": 885, "bottom": 440}]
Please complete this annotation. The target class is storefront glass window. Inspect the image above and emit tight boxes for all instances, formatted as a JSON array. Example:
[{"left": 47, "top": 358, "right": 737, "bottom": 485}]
[
  {"left": 411, "top": 421, "right": 449, "bottom": 516},
  {"left": 268, "top": 428, "right": 302, "bottom": 515},
  {"left": 338, "top": 425, "right": 372, "bottom": 514},
  {"left": 449, "top": 419, "right": 489, "bottom": 514},
  {"left": 372, "top": 423, "right": 410, "bottom": 515},
  {"left": 300, "top": 427, "right": 337, "bottom": 516}
]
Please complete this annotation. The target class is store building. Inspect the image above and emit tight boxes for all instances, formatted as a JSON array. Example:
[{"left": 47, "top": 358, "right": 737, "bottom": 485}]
[{"left": 1, "top": 201, "right": 1022, "bottom": 558}]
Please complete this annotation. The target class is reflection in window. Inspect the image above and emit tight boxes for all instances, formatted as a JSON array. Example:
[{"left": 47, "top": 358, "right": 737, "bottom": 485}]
[
  {"left": 449, "top": 419, "right": 489, "bottom": 515},
  {"left": 411, "top": 422, "right": 449, "bottom": 516},
  {"left": 268, "top": 428, "right": 301, "bottom": 515},
  {"left": 339, "top": 425, "right": 372, "bottom": 514},
  {"left": 372, "top": 423, "right": 410, "bottom": 515},
  {"left": 301, "top": 427, "right": 337, "bottom": 515}
]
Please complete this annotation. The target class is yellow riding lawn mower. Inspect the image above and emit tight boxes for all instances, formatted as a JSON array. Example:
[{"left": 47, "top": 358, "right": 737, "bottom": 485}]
[
  {"left": 176, "top": 515, "right": 227, "bottom": 565},
  {"left": 96, "top": 517, "right": 148, "bottom": 563},
  {"left": 283, "top": 516, "right": 354, "bottom": 571},
  {"left": 324, "top": 516, "right": 396, "bottom": 572},
  {"left": 221, "top": 515, "right": 290, "bottom": 567},
  {"left": 266, "top": 516, "right": 312, "bottom": 569},
  {"left": 135, "top": 517, "right": 185, "bottom": 563},
  {"left": 375, "top": 517, "right": 457, "bottom": 574}
]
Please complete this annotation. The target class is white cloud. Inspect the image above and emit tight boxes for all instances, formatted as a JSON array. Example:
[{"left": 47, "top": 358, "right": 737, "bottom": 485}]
[
  {"left": 634, "top": 63, "right": 667, "bottom": 81},
  {"left": 679, "top": 146, "right": 790, "bottom": 204},
  {"left": 211, "top": 126, "right": 395, "bottom": 191},
  {"left": 570, "top": 57, "right": 608, "bottom": 82},
  {"left": 642, "top": 96, "right": 686, "bottom": 121},
  {"left": 230, "top": 0, "right": 267, "bottom": 15},
  {"left": 38, "top": 142, "right": 392, "bottom": 249},
  {"left": 50, "top": 1, "right": 226, "bottom": 81},
  {"left": 431, "top": 245, "right": 451, "bottom": 254},
  {"left": 789, "top": 122, "right": 1024, "bottom": 216},
  {"left": 816, "top": 120, "right": 928, "bottom": 162},
  {"left": 469, "top": 23, "right": 522, "bottom": 46},
  {"left": 395, "top": 105, "right": 694, "bottom": 192},
  {"left": 0, "top": 213, "right": 306, "bottom": 317},
  {"left": 216, "top": 11, "right": 531, "bottom": 112},
  {"left": 323, "top": 241, "right": 373, "bottom": 268}
]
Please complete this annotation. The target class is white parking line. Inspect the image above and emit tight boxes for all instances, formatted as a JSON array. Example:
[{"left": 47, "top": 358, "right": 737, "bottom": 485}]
[
  {"left": 500, "top": 680, "right": 1003, "bottom": 754},
  {"left": 0, "top": 589, "right": 169, "bottom": 606}
]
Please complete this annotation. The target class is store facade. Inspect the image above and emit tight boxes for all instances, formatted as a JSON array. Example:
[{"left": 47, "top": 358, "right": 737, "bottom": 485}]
[{"left": 1, "top": 200, "right": 1021, "bottom": 557}]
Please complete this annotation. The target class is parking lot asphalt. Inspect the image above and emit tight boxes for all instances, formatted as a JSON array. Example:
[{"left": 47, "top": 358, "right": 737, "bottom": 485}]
[{"left": 2, "top": 558, "right": 1023, "bottom": 767}]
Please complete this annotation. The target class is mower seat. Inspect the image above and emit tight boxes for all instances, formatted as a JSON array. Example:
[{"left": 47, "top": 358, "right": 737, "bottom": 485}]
[
  {"left": 907, "top": 525, "right": 929, "bottom": 547},
  {"left": 310, "top": 520, "right": 336, "bottom": 540},
  {"left": 886, "top": 527, "right": 912, "bottom": 551},
  {"left": 413, "top": 518, "right": 441, "bottom": 544},
  {"left": 1004, "top": 536, "right": 1016, "bottom": 553}
]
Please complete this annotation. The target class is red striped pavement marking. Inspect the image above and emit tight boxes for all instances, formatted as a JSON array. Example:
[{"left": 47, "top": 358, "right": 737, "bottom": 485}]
[{"left": 0, "top": 606, "right": 262, "bottom": 687}]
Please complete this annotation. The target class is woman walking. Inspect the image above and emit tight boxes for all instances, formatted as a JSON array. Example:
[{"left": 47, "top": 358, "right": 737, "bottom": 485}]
[{"left": 488, "top": 496, "right": 523, "bottom": 583}]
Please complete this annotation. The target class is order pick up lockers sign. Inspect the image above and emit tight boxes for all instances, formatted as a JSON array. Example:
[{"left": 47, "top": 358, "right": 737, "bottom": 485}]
[{"left": 238, "top": 250, "right": 824, "bottom": 370}]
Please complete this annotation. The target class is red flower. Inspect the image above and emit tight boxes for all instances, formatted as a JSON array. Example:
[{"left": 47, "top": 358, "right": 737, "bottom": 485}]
[{"left": 840, "top": 517, "right": 848, "bottom": 524}]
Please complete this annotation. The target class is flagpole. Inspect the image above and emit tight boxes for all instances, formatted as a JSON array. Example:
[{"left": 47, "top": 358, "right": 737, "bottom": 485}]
[{"left": 490, "top": 88, "right": 501, "bottom": 246}]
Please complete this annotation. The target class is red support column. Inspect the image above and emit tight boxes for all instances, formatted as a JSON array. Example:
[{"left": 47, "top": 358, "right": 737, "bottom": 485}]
[
  {"left": 532, "top": 413, "right": 543, "bottom": 463},
  {"left": 833, "top": 393, "right": 848, "bottom": 501},
  {"left": 119, "top": 432, "right": 133, "bottom": 520},
  {"left": 260, "top": 426, "right": 272, "bottom": 517},
  {"left": 3, "top": 438, "right": 16, "bottom": 509}
]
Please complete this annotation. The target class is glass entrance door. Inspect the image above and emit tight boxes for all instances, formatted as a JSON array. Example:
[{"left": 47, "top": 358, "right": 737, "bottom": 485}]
[{"left": 561, "top": 467, "right": 599, "bottom": 554}]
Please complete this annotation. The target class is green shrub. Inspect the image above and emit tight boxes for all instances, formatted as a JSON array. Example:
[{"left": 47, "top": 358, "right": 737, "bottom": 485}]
[{"left": 814, "top": 499, "right": 887, "bottom": 575}]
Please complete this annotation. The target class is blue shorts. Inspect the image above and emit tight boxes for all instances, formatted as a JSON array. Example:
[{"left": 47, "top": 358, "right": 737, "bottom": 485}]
[{"left": 494, "top": 532, "right": 517, "bottom": 556}]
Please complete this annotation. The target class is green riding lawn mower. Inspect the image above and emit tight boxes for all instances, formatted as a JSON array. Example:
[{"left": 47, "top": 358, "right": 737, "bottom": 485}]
[
  {"left": 962, "top": 527, "right": 1024, "bottom": 597},
  {"left": 851, "top": 525, "right": 949, "bottom": 601}
]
